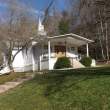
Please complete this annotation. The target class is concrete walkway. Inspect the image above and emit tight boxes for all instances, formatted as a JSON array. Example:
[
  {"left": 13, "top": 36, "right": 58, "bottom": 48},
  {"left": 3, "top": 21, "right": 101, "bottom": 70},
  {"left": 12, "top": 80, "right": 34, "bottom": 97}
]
[{"left": 0, "top": 77, "right": 32, "bottom": 94}]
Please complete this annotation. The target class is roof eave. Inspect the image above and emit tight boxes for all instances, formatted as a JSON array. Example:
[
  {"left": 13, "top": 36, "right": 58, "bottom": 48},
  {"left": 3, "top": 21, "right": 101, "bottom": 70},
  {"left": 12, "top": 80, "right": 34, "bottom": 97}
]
[{"left": 48, "top": 33, "right": 94, "bottom": 43}]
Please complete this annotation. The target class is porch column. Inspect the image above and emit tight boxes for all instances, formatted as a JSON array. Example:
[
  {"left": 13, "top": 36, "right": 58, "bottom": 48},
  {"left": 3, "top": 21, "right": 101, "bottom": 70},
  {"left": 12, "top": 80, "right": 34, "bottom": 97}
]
[
  {"left": 39, "top": 44, "right": 43, "bottom": 71},
  {"left": 86, "top": 43, "right": 89, "bottom": 57},
  {"left": 48, "top": 40, "right": 51, "bottom": 70},
  {"left": 32, "top": 47, "right": 37, "bottom": 72},
  {"left": 65, "top": 40, "right": 67, "bottom": 57},
  {"left": 39, "top": 56, "right": 42, "bottom": 71}
]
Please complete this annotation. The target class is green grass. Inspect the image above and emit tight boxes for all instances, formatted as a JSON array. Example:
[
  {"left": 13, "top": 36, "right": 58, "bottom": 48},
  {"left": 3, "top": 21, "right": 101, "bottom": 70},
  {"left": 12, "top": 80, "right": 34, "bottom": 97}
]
[
  {"left": 97, "top": 64, "right": 110, "bottom": 67},
  {"left": 0, "top": 67, "right": 110, "bottom": 110},
  {"left": 0, "top": 73, "right": 27, "bottom": 85}
]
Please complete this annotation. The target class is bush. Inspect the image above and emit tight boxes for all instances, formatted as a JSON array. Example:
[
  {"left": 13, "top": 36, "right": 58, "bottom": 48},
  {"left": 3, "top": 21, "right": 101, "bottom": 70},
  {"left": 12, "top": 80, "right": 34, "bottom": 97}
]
[
  {"left": 80, "top": 57, "right": 92, "bottom": 67},
  {"left": 54, "top": 57, "right": 71, "bottom": 69}
]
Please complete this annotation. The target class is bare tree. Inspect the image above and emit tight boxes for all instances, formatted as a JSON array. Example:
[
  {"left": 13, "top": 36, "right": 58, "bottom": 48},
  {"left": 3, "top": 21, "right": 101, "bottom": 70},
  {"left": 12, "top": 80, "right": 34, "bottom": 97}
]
[
  {"left": 68, "top": 0, "right": 110, "bottom": 60},
  {"left": 0, "top": 0, "right": 38, "bottom": 70}
]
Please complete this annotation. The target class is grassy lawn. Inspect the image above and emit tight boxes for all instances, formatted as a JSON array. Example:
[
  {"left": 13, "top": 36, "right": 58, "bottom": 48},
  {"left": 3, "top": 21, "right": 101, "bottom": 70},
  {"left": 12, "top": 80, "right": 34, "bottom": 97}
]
[
  {"left": 0, "top": 67, "right": 110, "bottom": 110},
  {"left": 0, "top": 73, "right": 28, "bottom": 85},
  {"left": 97, "top": 64, "right": 110, "bottom": 67}
]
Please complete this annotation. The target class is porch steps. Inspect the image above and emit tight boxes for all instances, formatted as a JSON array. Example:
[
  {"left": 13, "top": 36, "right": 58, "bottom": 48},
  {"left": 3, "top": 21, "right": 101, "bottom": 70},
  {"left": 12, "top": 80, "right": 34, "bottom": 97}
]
[{"left": 72, "top": 59, "right": 85, "bottom": 69}]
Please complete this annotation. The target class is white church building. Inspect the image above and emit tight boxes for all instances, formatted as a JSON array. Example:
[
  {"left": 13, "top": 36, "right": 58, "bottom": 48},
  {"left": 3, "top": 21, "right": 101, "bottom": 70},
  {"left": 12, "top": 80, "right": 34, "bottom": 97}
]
[{"left": 0, "top": 19, "right": 94, "bottom": 73}]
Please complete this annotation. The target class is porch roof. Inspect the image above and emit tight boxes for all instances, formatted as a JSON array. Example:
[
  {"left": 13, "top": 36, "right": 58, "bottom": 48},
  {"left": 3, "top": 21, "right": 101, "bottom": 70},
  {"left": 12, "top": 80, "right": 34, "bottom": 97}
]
[{"left": 48, "top": 33, "right": 94, "bottom": 46}]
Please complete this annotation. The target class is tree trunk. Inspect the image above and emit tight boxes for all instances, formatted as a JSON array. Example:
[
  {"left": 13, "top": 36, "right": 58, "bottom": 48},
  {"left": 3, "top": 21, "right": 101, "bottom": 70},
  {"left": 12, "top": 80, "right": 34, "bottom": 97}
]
[
  {"left": 98, "top": 10, "right": 106, "bottom": 59},
  {"left": 97, "top": 28, "right": 105, "bottom": 59},
  {"left": 105, "top": 22, "right": 109, "bottom": 61}
]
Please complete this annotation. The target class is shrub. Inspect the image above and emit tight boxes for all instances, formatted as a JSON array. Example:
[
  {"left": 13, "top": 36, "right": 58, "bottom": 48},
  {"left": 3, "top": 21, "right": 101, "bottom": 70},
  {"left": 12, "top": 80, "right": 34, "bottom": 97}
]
[
  {"left": 54, "top": 57, "right": 71, "bottom": 69},
  {"left": 80, "top": 57, "right": 92, "bottom": 67}
]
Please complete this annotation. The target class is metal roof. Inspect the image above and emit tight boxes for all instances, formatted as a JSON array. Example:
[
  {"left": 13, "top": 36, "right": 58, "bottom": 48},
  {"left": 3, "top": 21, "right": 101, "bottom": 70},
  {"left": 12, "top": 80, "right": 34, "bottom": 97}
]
[{"left": 48, "top": 33, "right": 94, "bottom": 43}]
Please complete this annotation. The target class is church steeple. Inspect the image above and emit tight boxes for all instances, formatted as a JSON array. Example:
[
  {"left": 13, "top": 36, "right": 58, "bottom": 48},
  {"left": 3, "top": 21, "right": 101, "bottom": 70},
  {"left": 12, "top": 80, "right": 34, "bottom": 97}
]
[{"left": 38, "top": 17, "right": 47, "bottom": 36}]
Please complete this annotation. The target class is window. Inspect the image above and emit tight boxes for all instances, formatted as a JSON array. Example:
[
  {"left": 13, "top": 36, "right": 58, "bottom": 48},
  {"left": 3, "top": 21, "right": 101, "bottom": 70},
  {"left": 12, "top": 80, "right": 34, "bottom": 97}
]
[
  {"left": 44, "top": 45, "right": 52, "bottom": 51},
  {"left": 55, "top": 46, "right": 66, "bottom": 53},
  {"left": 71, "top": 47, "right": 75, "bottom": 52},
  {"left": 44, "top": 45, "right": 48, "bottom": 50}
]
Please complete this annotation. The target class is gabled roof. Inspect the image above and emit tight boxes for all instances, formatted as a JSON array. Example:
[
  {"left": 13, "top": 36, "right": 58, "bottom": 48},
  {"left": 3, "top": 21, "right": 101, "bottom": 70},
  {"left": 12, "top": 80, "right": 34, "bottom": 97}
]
[
  {"left": 48, "top": 33, "right": 93, "bottom": 43},
  {"left": 47, "top": 33, "right": 93, "bottom": 46}
]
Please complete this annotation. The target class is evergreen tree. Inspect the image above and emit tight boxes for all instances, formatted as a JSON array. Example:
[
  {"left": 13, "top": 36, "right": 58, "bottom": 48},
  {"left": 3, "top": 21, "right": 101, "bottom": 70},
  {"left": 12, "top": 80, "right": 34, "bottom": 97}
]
[{"left": 58, "top": 19, "right": 69, "bottom": 34}]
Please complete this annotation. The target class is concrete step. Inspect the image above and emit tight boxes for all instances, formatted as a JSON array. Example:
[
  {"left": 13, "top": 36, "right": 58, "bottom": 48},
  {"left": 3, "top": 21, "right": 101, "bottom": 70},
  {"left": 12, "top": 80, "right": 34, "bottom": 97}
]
[{"left": 71, "top": 59, "right": 85, "bottom": 69}]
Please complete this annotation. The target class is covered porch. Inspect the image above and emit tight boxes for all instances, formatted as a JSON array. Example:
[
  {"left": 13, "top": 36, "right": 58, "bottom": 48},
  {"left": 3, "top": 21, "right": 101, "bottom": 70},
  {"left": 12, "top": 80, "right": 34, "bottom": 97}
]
[{"left": 33, "top": 33, "right": 93, "bottom": 71}]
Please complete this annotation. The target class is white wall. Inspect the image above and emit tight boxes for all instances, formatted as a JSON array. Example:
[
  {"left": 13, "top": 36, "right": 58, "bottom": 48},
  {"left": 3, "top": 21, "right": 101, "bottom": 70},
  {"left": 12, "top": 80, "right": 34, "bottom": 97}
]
[
  {"left": 32, "top": 44, "right": 42, "bottom": 71},
  {"left": 66, "top": 52, "right": 78, "bottom": 59},
  {"left": 12, "top": 44, "right": 44, "bottom": 72},
  {"left": 12, "top": 50, "right": 24, "bottom": 67},
  {"left": 41, "top": 60, "right": 49, "bottom": 70},
  {"left": 12, "top": 47, "right": 33, "bottom": 72},
  {"left": 50, "top": 57, "right": 57, "bottom": 70},
  {"left": 12, "top": 43, "right": 80, "bottom": 72}
]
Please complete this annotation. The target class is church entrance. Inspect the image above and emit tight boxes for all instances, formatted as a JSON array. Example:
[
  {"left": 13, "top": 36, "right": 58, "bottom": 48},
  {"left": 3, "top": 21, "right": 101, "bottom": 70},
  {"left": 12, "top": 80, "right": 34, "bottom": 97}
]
[{"left": 54, "top": 45, "right": 66, "bottom": 58}]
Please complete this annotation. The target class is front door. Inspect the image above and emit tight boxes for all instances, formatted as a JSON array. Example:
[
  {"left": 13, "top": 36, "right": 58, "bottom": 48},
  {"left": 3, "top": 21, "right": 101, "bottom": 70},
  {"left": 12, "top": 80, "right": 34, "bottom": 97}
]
[{"left": 55, "top": 45, "right": 66, "bottom": 58}]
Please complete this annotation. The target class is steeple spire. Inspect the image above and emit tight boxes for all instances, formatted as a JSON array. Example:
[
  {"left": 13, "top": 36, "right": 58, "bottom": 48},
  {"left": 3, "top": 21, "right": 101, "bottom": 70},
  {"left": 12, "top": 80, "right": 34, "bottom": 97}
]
[{"left": 38, "top": 17, "right": 46, "bottom": 36}]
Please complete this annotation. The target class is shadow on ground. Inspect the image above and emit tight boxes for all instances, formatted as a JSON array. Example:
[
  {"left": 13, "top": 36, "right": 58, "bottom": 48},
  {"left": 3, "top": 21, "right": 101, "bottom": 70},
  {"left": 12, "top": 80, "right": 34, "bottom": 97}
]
[{"left": 32, "top": 67, "right": 110, "bottom": 97}]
